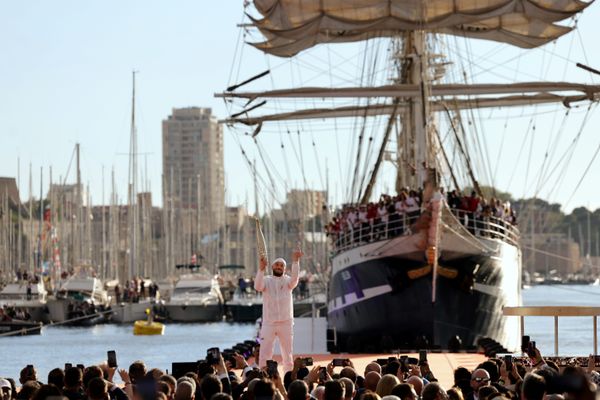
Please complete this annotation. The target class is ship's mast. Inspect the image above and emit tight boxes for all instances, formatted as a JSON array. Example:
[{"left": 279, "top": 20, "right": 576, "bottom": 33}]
[{"left": 397, "top": 31, "right": 440, "bottom": 199}]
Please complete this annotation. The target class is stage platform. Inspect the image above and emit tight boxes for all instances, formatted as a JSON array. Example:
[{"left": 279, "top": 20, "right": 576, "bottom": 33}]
[{"left": 269, "top": 352, "right": 488, "bottom": 390}]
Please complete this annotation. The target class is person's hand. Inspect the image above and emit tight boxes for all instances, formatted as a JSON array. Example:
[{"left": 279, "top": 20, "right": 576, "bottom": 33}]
[
  {"left": 98, "top": 362, "right": 116, "bottom": 383},
  {"left": 216, "top": 355, "right": 227, "bottom": 375},
  {"left": 343, "top": 358, "right": 354, "bottom": 369},
  {"left": 272, "top": 371, "right": 283, "bottom": 386},
  {"left": 499, "top": 361, "right": 509, "bottom": 380},
  {"left": 511, "top": 362, "right": 522, "bottom": 381},
  {"left": 259, "top": 257, "right": 268, "bottom": 272},
  {"left": 409, "top": 365, "right": 421, "bottom": 377},
  {"left": 327, "top": 361, "right": 335, "bottom": 375},
  {"left": 118, "top": 369, "right": 131, "bottom": 384},
  {"left": 292, "top": 248, "right": 303, "bottom": 263},
  {"left": 588, "top": 354, "right": 596, "bottom": 373},
  {"left": 305, "top": 366, "right": 320, "bottom": 384},
  {"left": 106, "top": 366, "right": 116, "bottom": 382},
  {"left": 530, "top": 347, "right": 544, "bottom": 366},
  {"left": 233, "top": 353, "right": 248, "bottom": 369},
  {"left": 420, "top": 363, "right": 434, "bottom": 381},
  {"left": 396, "top": 367, "right": 405, "bottom": 382},
  {"left": 293, "top": 357, "right": 303, "bottom": 372}
]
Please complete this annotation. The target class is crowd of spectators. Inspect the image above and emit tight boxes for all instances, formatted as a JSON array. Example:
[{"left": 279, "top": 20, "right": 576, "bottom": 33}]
[
  {"left": 1, "top": 342, "right": 598, "bottom": 400},
  {"left": 114, "top": 279, "right": 159, "bottom": 305},
  {"left": 325, "top": 189, "right": 518, "bottom": 250}
]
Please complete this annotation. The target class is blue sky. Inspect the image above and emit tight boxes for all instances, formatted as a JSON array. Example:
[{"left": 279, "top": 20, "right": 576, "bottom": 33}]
[{"left": 1, "top": 1, "right": 599, "bottom": 214}]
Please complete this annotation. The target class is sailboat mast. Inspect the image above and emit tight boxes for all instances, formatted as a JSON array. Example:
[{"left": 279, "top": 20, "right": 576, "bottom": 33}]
[
  {"left": 38, "top": 166, "right": 43, "bottom": 274},
  {"left": 128, "top": 70, "right": 138, "bottom": 281},
  {"left": 76, "top": 143, "right": 82, "bottom": 266}
]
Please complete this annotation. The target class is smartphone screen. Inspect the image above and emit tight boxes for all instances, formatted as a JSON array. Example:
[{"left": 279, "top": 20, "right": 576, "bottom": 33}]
[
  {"left": 267, "top": 360, "right": 278, "bottom": 377},
  {"left": 521, "top": 335, "right": 530, "bottom": 353},
  {"left": 528, "top": 341, "right": 537, "bottom": 357},
  {"left": 107, "top": 350, "right": 117, "bottom": 368},
  {"left": 333, "top": 358, "right": 346, "bottom": 367},
  {"left": 303, "top": 357, "right": 313, "bottom": 367},
  {"left": 206, "top": 347, "right": 220, "bottom": 364},
  {"left": 319, "top": 366, "right": 327, "bottom": 381},
  {"left": 504, "top": 355, "right": 513, "bottom": 371}
]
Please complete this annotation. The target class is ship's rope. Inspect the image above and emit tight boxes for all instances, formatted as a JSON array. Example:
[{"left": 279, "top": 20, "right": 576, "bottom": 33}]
[{"left": 563, "top": 107, "right": 600, "bottom": 208}]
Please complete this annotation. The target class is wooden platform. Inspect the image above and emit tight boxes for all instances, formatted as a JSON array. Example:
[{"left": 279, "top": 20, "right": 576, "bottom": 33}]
[{"left": 271, "top": 352, "right": 487, "bottom": 389}]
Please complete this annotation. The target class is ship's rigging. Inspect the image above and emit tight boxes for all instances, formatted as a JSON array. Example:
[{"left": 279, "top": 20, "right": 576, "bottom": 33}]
[{"left": 220, "top": 0, "right": 600, "bottom": 218}]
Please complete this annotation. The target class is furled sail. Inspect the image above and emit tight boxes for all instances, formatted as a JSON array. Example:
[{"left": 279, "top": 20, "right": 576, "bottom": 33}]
[{"left": 249, "top": 0, "right": 591, "bottom": 57}]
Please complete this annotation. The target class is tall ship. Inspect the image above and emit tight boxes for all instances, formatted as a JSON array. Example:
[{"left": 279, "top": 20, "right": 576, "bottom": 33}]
[{"left": 220, "top": 0, "right": 600, "bottom": 351}]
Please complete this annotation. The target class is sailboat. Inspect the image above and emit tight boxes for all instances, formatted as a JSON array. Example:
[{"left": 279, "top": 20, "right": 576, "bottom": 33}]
[
  {"left": 112, "top": 72, "right": 157, "bottom": 323},
  {"left": 219, "top": 0, "right": 600, "bottom": 352}
]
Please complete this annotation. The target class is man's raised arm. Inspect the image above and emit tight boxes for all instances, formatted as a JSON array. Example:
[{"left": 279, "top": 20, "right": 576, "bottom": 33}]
[
  {"left": 288, "top": 249, "right": 302, "bottom": 290},
  {"left": 254, "top": 257, "right": 267, "bottom": 292}
]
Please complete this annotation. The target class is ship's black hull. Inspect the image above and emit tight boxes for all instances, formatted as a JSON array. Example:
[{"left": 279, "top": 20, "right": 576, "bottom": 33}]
[{"left": 327, "top": 239, "right": 520, "bottom": 352}]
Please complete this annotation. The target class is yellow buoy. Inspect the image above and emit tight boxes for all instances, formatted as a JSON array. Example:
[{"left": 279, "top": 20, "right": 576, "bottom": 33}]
[{"left": 133, "top": 320, "right": 165, "bottom": 335}]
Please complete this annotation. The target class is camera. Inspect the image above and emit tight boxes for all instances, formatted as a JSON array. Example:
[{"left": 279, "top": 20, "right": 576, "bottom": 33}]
[
  {"left": 302, "top": 357, "right": 313, "bottom": 367},
  {"left": 521, "top": 335, "right": 530, "bottom": 354},
  {"left": 206, "top": 347, "right": 221, "bottom": 365},
  {"left": 419, "top": 350, "right": 428, "bottom": 364},
  {"left": 504, "top": 355, "right": 513, "bottom": 371},
  {"left": 107, "top": 350, "right": 118, "bottom": 368},
  {"left": 527, "top": 341, "right": 537, "bottom": 358},
  {"left": 319, "top": 366, "right": 327, "bottom": 381},
  {"left": 333, "top": 358, "right": 348, "bottom": 367}
]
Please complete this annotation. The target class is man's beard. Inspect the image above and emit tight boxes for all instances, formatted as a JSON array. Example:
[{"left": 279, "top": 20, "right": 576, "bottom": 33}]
[{"left": 272, "top": 269, "right": 284, "bottom": 277}]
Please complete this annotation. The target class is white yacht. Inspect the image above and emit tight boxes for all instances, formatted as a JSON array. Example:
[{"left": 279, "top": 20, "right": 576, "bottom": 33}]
[
  {"left": 111, "top": 279, "right": 158, "bottom": 323},
  {"left": 0, "top": 281, "right": 49, "bottom": 323},
  {"left": 165, "top": 273, "right": 223, "bottom": 322},
  {"left": 47, "top": 277, "right": 111, "bottom": 324}
]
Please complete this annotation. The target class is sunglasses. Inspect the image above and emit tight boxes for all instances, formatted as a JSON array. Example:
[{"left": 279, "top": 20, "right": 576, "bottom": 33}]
[{"left": 472, "top": 377, "right": 490, "bottom": 383}]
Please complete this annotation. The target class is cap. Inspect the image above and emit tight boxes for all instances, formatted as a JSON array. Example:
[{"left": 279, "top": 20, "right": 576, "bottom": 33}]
[
  {"left": 0, "top": 379, "right": 10, "bottom": 389},
  {"left": 271, "top": 258, "right": 287, "bottom": 268}
]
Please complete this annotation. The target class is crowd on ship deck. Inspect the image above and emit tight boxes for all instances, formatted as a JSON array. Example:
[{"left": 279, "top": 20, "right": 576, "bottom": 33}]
[
  {"left": 324, "top": 189, "right": 518, "bottom": 249},
  {"left": 1, "top": 341, "right": 598, "bottom": 400}
]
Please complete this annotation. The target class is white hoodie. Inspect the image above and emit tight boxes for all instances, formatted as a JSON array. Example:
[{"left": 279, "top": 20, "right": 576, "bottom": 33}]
[{"left": 254, "top": 261, "right": 300, "bottom": 323}]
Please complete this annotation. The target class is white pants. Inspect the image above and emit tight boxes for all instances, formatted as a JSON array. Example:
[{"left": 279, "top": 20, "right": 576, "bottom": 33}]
[{"left": 259, "top": 320, "right": 294, "bottom": 372}]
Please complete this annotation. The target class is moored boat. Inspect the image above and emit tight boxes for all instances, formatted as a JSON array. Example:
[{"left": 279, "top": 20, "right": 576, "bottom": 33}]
[
  {"left": 47, "top": 277, "right": 111, "bottom": 324},
  {"left": 0, "top": 281, "right": 49, "bottom": 323},
  {"left": 0, "top": 319, "right": 43, "bottom": 336},
  {"left": 165, "top": 272, "right": 224, "bottom": 322}
]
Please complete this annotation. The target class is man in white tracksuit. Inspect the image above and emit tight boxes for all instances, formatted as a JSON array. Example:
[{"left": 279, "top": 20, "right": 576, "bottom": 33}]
[{"left": 254, "top": 248, "right": 302, "bottom": 373}]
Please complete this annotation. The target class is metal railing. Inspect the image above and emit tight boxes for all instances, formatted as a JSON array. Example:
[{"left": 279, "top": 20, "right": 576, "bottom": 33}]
[
  {"left": 448, "top": 208, "right": 520, "bottom": 247},
  {"left": 503, "top": 306, "right": 600, "bottom": 355},
  {"left": 329, "top": 207, "right": 520, "bottom": 255}
]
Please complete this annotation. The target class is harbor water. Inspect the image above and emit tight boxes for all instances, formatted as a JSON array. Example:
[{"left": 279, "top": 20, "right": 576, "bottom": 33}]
[{"left": 1, "top": 284, "right": 599, "bottom": 381}]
